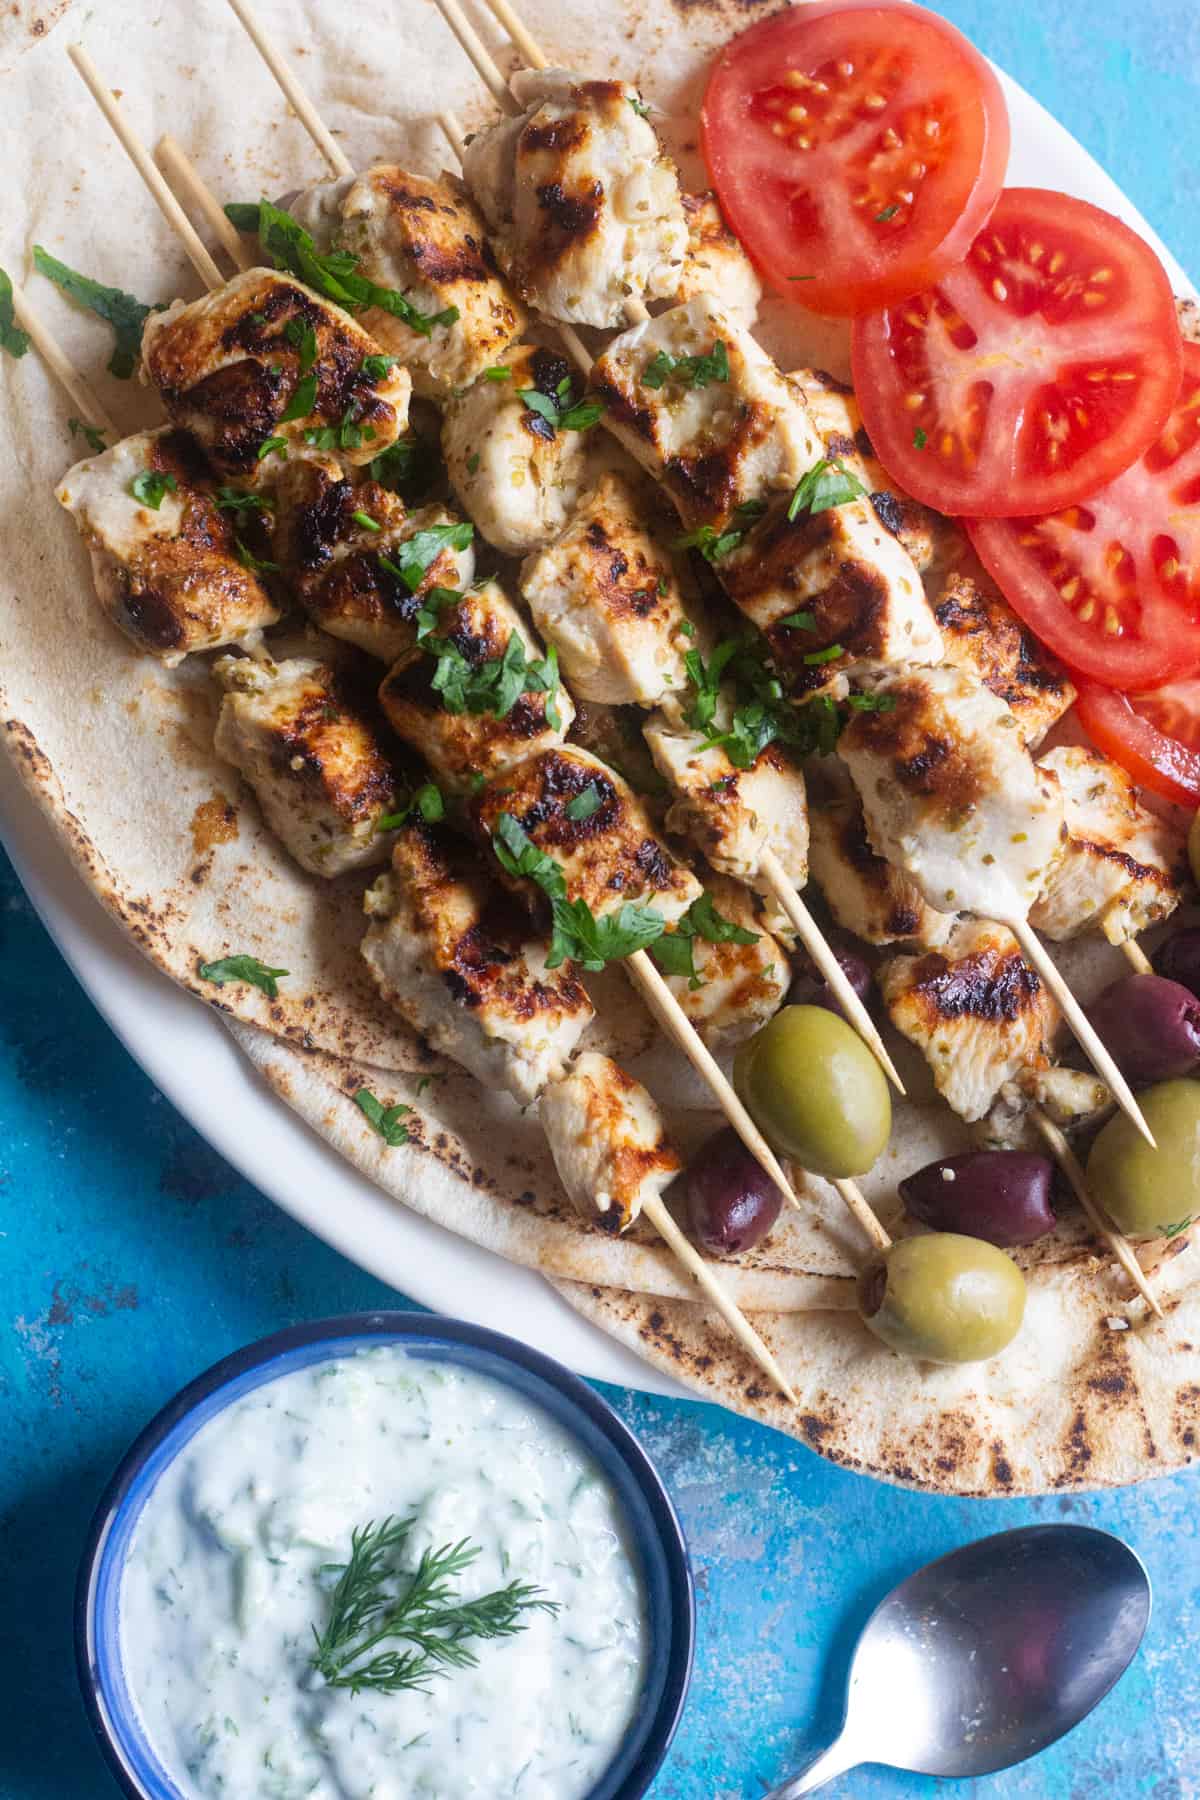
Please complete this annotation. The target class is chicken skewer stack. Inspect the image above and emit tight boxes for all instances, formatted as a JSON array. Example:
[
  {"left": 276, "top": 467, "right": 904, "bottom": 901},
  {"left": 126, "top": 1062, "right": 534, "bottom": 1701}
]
[
  {"left": 204, "top": 0, "right": 901, "bottom": 1255},
  {"left": 422, "top": 2, "right": 1161, "bottom": 1155},
  {"left": 211, "top": 0, "right": 1165, "bottom": 1296},
  {"left": 52, "top": 49, "right": 818, "bottom": 1397}
]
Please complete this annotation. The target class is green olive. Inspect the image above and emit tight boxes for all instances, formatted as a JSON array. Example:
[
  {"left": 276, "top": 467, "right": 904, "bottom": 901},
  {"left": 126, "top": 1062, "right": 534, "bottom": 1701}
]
[
  {"left": 858, "top": 1232, "right": 1027, "bottom": 1363},
  {"left": 1189, "top": 811, "right": 1200, "bottom": 889},
  {"left": 732, "top": 1004, "right": 891, "bottom": 1177},
  {"left": 1086, "top": 1078, "right": 1200, "bottom": 1237}
]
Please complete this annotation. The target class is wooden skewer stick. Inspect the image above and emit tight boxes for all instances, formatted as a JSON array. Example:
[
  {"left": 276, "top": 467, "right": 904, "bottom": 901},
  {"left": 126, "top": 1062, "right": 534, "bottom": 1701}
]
[
  {"left": 157, "top": 135, "right": 255, "bottom": 273},
  {"left": 68, "top": 46, "right": 224, "bottom": 291},
  {"left": 832, "top": 1177, "right": 891, "bottom": 1253},
  {"left": 1103, "top": 918, "right": 1155, "bottom": 977},
  {"left": 481, "top": 0, "right": 548, "bottom": 71},
  {"left": 629, "top": 948, "right": 800, "bottom": 1208},
  {"left": 640, "top": 1193, "right": 796, "bottom": 1400},
  {"left": 429, "top": 0, "right": 521, "bottom": 112},
  {"left": 8, "top": 282, "right": 117, "bottom": 439},
  {"left": 1030, "top": 1108, "right": 1163, "bottom": 1318},
  {"left": 1010, "top": 917, "right": 1156, "bottom": 1149},
  {"left": 223, "top": 0, "right": 353, "bottom": 177}
]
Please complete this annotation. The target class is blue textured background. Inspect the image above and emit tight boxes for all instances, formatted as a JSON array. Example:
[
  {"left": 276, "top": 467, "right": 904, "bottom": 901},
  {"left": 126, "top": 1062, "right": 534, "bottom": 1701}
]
[{"left": 4, "top": 5, "right": 1200, "bottom": 1795}]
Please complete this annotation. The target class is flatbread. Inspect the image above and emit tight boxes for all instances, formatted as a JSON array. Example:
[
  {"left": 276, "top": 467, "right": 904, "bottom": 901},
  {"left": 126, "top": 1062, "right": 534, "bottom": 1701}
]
[
  {"left": 3, "top": 0, "right": 1199, "bottom": 1492},
  {"left": 551, "top": 1242, "right": 1200, "bottom": 1495}
]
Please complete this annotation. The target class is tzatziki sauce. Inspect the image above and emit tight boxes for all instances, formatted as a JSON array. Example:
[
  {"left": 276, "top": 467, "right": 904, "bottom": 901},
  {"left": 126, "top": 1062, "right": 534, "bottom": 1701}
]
[{"left": 118, "top": 1347, "right": 648, "bottom": 1799}]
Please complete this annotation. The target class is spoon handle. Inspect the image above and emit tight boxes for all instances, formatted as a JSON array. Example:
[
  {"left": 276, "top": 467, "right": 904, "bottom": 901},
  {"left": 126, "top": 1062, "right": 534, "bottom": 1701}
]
[{"left": 763, "top": 1733, "right": 859, "bottom": 1796}]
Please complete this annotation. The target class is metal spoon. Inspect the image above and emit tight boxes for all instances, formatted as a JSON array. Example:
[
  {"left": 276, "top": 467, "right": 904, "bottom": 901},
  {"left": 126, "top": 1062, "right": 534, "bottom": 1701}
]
[{"left": 766, "top": 1525, "right": 1150, "bottom": 1796}]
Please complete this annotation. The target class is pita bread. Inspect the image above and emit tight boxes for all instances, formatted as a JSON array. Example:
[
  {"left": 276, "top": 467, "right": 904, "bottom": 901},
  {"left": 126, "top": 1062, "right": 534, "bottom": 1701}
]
[{"left": 3, "top": 0, "right": 1199, "bottom": 1492}]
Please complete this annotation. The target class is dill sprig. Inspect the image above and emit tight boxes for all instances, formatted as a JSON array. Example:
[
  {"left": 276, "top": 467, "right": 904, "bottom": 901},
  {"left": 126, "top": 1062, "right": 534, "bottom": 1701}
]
[{"left": 310, "top": 1516, "right": 559, "bottom": 1695}]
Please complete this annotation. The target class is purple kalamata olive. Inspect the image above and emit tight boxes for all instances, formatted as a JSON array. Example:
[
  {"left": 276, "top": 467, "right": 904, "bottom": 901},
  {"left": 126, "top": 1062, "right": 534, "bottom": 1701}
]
[
  {"left": 686, "top": 1127, "right": 786, "bottom": 1256},
  {"left": 899, "top": 1151, "right": 1057, "bottom": 1247},
  {"left": 1153, "top": 928, "right": 1200, "bottom": 1000},
  {"left": 1084, "top": 973, "right": 1200, "bottom": 1086},
  {"left": 787, "top": 944, "right": 873, "bottom": 1019}
]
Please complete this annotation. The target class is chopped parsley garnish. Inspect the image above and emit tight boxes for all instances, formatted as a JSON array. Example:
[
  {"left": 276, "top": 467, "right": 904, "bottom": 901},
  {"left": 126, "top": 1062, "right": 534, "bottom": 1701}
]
[
  {"left": 780, "top": 610, "right": 816, "bottom": 632},
  {"left": 234, "top": 537, "right": 280, "bottom": 575},
  {"left": 225, "top": 198, "right": 459, "bottom": 337},
  {"left": 786, "top": 275, "right": 817, "bottom": 282},
  {"left": 353, "top": 509, "right": 381, "bottom": 531},
  {"left": 913, "top": 427, "right": 928, "bottom": 451},
  {"left": 517, "top": 381, "right": 604, "bottom": 436},
  {"left": 68, "top": 416, "right": 107, "bottom": 453},
  {"left": 32, "top": 247, "right": 161, "bottom": 379},
  {"left": 0, "top": 268, "right": 29, "bottom": 359},
  {"left": 377, "top": 782, "right": 446, "bottom": 832},
  {"left": 284, "top": 314, "right": 318, "bottom": 374},
  {"left": 844, "top": 691, "right": 898, "bottom": 713},
  {"left": 257, "top": 435, "right": 289, "bottom": 461},
  {"left": 214, "top": 485, "right": 275, "bottom": 523},
  {"left": 198, "top": 954, "right": 288, "bottom": 999},
  {"left": 354, "top": 1089, "right": 412, "bottom": 1146},
  {"left": 628, "top": 95, "right": 650, "bottom": 117},
  {"left": 310, "top": 1517, "right": 557, "bottom": 1696},
  {"left": 683, "top": 632, "right": 848, "bottom": 768},
  {"left": 787, "top": 456, "right": 867, "bottom": 522},
  {"left": 304, "top": 401, "right": 371, "bottom": 452},
  {"left": 379, "top": 521, "right": 474, "bottom": 595},
  {"left": 674, "top": 523, "right": 745, "bottom": 564},
  {"left": 564, "top": 783, "right": 603, "bottom": 822},
  {"left": 361, "top": 352, "right": 398, "bottom": 381},
  {"left": 803, "top": 641, "right": 845, "bottom": 665},
  {"left": 641, "top": 339, "right": 729, "bottom": 392},
  {"left": 422, "top": 627, "right": 562, "bottom": 728},
  {"left": 279, "top": 370, "right": 318, "bottom": 422},
  {"left": 483, "top": 365, "right": 511, "bottom": 381},
  {"left": 650, "top": 891, "right": 760, "bottom": 987},
  {"left": 466, "top": 452, "right": 481, "bottom": 474},
  {"left": 875, "top": 204, "right": 900, "bottom": 222},
  {"left": 492, "top": 813, "right": 664, "bottom": 971},
  {"left": 129, "top": 469, "right": 178, "bottom": 510}
]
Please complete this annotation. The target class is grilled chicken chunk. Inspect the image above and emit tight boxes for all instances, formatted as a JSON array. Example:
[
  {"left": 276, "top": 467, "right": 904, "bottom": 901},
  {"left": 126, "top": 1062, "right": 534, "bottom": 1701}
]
[
  {"left": 141, "top": 268, "right": 410, "bottom": 475},
  {"left": 214, "top": 655, "right": 402, "bottom": 876},
  {"left": 643, "top": 713, "right": 810, "bottom": 891},
  {"left": 568, "top": 698, "right": 670, "bottom": 813},
  {"left": 590, "top": 294, "right": 822, "bottom": 529},
  {"left": 977, "top": 1068, "right": 1114, "bottom": 1152},
  {"left": 677, "top": 192, "right": 762, "bottom": 327},
  {"left": 378, "top": 578, "right": 573, "bottom": 795},
  {"left": 720, "top": 494, "right": 939, "bottom": 696},
  {"left": 56, "top": 428, "right": 280, "bottom": 665},
  {"left": 286, "top": 176, "right": 354, "bottom": 254},
  {"left": 363, "top": 824, "right": 593, "bottom": 1104},
  {"left": 460, "top": 68, "right": 687, "bottom": 327},
  {"left": 273, "top": 453, "right": 474, "bottom": 663},
  {"left": 539, "top": 1052, "right": 681, "bottom": 1232},
  {"left": 839, "top": 665, "right": 1064, "bottom": 922},
  {"left": 474, "top": 745, "right": 701, "bottom": 925},
  {"left": 662, "top": 876, "right": 788, "bottom": 1048},
  {"left": 336, "top": 166, "right": 526, "bottom": 397},
  {"left": 442, "top": 344, "right": 607, "bottom": 554},
  {"left": 933, "top": 572, "right": 1075, "bottom": 750},
  {"left": 1031, "top": 746, "right": 1188, "bottom": 943},
  {"left": 791, "top": 369, "right": 936, "bottom": 573},
  {"left": 808, "top": 793, "right": 955, "bottom": 948},
  {"left": 879, "top": 919, "right": 1061, "bottom": 1121},
  {"left": 520, "top": 473, "right": 693, "bottom": 705}
]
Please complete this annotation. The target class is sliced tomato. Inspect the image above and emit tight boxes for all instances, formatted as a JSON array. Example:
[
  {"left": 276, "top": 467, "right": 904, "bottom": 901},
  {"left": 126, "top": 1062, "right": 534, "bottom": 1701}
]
[
  {"left": 700, "top": 1, "right": 1009, "bottom": 317},
  {"left": 1076, "top": 679, "right": 1200, "bottom": 808},
  {"left": 968, "top": 338, "right": 1200, "bottom": 687},
  {"left": 852, "top": 188, "right": 1181, "bottom": 517}
]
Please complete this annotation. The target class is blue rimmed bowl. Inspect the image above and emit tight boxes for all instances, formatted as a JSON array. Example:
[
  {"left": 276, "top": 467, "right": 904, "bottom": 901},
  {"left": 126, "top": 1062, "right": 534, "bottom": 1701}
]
[{"left": 76, "top": 1310, "right": 695, "bottom": 1800}]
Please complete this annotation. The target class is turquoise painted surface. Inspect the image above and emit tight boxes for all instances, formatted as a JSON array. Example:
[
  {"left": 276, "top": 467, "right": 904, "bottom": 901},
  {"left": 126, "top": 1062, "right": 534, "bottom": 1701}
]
[{"left": 3, "top": 6, "right": 1200, "bottom": 1795}]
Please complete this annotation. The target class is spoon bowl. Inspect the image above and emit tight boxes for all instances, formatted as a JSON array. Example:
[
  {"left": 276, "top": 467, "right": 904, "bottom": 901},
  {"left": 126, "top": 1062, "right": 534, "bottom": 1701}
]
[{"left": 768, "top": 1525, "right": 1150, "bottom": 1796}]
